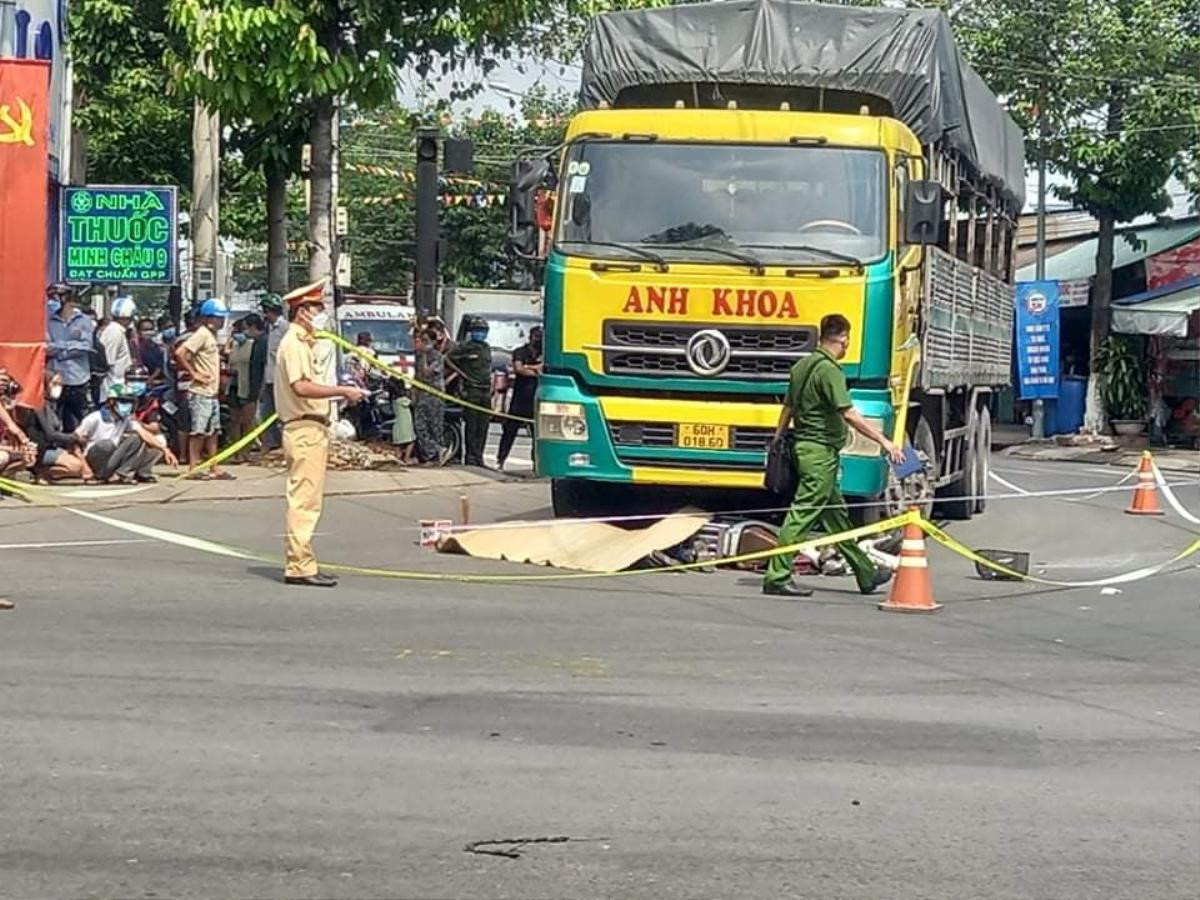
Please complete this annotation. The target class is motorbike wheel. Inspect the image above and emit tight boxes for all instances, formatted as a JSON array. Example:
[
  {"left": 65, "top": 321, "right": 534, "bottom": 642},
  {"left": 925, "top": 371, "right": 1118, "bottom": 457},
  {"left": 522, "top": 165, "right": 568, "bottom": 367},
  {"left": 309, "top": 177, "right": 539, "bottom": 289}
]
[{"left": 442, "top": 420, "right": 463, "bottom": 464}]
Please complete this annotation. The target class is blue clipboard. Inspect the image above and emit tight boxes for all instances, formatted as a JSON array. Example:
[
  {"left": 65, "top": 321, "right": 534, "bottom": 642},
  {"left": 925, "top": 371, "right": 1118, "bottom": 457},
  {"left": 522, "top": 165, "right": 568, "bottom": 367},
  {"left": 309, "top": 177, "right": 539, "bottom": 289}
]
[{"left": 890, "top": 443, "right": 924, "bottom": 480}]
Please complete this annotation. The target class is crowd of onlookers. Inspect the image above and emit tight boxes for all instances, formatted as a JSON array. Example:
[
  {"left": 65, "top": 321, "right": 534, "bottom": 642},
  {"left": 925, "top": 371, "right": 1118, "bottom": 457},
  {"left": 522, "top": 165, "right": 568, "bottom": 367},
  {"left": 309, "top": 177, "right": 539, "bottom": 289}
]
[{"left": 0, "top": 283, "right": 523, "bottom": 492}]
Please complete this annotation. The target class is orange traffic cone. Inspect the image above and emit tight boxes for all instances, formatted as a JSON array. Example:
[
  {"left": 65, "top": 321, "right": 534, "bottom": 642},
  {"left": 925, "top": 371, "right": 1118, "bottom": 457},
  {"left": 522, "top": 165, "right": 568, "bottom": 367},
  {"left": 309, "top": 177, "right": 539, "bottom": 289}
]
[
  {"left": 878, "top": 517, "right": 942, "bottom": 614},
  {"left": 1125, "top": 451, "right": 1164, "bottom": 517}
]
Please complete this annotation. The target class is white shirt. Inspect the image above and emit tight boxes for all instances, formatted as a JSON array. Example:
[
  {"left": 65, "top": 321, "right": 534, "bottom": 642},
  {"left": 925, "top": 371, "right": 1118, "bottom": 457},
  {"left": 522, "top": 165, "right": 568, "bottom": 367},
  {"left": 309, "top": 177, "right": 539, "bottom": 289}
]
[
  {"left": 76, "top": 408, "right": 131, "bottom": 452},
  {"left": 99, "top": 320, "right": 132, "bottom": 394},
  {"left": 263, "top": 315, "right": 288, "bottom": 385}
]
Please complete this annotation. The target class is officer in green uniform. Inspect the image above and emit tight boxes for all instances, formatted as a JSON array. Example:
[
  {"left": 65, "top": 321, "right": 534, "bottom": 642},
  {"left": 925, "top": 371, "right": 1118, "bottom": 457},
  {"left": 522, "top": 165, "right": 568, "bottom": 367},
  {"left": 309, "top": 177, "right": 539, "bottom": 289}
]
[
  {"left": 447, "top": 316, "right": 494, "bottom": 467},
  {"left": 763, "top": 314, "right": 905, "bottom": 598}
]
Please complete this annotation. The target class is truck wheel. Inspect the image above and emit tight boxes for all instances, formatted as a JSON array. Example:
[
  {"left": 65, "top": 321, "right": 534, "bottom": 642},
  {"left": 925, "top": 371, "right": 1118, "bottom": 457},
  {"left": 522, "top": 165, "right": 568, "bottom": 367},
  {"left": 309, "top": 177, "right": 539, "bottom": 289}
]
[
  {"left": 938, "top": 409, "right": 977, "bottom": 521},
  {"left": 883, "top": 418, "right": 936, "bottom": 521},
  {"left": 973, "top": 406, "right": 992, "bottom": 514}
]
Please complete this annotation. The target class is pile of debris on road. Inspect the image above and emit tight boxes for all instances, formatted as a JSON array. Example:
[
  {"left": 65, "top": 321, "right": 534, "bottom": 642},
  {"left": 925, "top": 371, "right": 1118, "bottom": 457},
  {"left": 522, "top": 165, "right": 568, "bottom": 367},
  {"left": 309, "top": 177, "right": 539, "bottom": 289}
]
[{"left": 248, "top": 438, "right": 411, "bottom": 471}]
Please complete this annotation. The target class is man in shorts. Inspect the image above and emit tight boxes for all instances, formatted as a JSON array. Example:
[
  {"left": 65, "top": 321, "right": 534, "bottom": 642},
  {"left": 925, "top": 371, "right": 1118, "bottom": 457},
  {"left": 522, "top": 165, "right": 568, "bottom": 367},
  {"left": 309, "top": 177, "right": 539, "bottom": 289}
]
[{"left": 175, "top": 298, "right": 233, "bottom": 480}]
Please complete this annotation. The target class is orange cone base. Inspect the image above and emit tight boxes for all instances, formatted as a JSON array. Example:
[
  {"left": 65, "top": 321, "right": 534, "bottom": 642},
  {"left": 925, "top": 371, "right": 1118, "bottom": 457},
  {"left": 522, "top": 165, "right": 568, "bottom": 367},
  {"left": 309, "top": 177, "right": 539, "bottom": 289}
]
[
  {"left": 878, "top": 597, "right": 943, "bottom": 614},
  {"left": 1125, "top": 507, "right": 1164, "bottom": 516}
]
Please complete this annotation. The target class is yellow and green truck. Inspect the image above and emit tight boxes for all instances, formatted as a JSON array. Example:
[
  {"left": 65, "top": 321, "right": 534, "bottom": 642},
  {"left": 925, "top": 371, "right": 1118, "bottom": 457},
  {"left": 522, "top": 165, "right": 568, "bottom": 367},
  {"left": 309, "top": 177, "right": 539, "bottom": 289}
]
[{"left": 510, "top": 0, "right": 1025, "bottom": 520}]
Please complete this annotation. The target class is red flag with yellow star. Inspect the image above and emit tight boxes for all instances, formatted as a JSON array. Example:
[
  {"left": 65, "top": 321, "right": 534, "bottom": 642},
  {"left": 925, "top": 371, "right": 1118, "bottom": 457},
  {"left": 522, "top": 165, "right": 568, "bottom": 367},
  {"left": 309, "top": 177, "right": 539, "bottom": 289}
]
[{"left": 0, "top": 59, "right": 49, "bottom": 410}]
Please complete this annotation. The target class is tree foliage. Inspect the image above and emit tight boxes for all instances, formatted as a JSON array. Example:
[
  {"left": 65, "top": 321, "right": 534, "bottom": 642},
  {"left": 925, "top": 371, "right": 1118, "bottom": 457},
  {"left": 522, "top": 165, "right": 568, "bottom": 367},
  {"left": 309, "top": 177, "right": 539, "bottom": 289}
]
[{"left": 71, "top": 0, "right": 191, "bottom": 188}]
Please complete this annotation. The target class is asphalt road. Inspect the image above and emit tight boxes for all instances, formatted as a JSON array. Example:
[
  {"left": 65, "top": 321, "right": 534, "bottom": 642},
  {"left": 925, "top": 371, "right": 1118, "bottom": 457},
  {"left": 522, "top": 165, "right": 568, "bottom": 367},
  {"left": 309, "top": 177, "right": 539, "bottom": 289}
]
[{"left": 1, "top": 458, "right": 1198, "bottom": 899}]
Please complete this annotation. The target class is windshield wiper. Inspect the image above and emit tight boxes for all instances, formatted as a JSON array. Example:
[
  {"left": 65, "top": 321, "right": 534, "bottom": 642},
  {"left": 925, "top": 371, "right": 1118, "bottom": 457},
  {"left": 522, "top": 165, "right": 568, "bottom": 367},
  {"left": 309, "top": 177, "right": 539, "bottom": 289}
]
[
  {"left": 558, "top": 240, "right": 670, "bottom": 272},
  {"left": 740, "top": 242, "right": 865, "bottom": 272},
  {"left": 642, "top": 237, "right": 765, "bottom": 276}
]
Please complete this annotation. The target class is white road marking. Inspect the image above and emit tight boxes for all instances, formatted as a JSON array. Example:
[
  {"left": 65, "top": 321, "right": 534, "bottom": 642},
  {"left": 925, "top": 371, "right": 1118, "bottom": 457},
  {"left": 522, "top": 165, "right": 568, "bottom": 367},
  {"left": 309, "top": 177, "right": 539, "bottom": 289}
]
[
  {"left": 0, "top": 538, "right": 151, "bottom": 550},
  {"left": 988, "top": 471, "right": 1031, "bottom": 495}
]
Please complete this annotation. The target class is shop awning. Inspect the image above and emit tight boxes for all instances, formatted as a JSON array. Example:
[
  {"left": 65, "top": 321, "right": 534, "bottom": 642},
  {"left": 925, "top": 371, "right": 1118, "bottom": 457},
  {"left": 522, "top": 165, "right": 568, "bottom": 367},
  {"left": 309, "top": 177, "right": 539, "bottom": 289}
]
[
  {"left": 1016, "top": 219, "right": 1200, "bottom": 282},
  {"left": 1112, "top": 276, "right": 1200, "bottom": 337}
]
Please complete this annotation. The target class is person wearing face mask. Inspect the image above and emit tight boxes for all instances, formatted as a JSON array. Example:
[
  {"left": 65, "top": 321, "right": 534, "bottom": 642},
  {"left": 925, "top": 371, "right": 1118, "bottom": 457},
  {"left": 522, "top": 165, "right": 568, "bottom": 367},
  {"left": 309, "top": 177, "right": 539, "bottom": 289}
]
[
  {"left": 100, "top": 295, "right": 137, "bottom": 396},
  {"left": 496, "top": 324, "right": 543, "bottom": 471},
  {"left": 45, "top": 284, "right": 95, "bottom": 432},
  {"left": 175, "top": 298, "right": 232, "bottom": 480},
  {"left": 762, "top": 314, "right": 904, "bottom": 599},
  {"left": 446, "top": 316, "right": 494, "bottom": 468},
  {"left": 275, "top": 279, "right": 367, "bottom": 587},
  {"left": 21, "top": 371, "right": 93, "bottom": 483},
  {"left": 74, "top": 383, "right": 166, "bottom": 484}
]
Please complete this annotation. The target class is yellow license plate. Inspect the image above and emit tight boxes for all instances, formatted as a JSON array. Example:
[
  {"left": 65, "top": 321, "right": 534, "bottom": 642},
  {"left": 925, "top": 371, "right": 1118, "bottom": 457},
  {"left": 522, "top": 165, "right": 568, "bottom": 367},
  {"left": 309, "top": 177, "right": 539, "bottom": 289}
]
[{"left": 677, "top": 423, "right": 730, "bottom": 450}]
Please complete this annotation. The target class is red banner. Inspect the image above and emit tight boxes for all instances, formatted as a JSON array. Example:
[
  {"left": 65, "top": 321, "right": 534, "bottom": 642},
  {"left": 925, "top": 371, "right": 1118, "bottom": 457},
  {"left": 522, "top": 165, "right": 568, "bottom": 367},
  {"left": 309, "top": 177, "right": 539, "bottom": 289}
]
[
  {"left": 1146, "top": 236, "right": 1200, "bottom": 290},
  {"left": 0, "top": 59, "right": 50, "bottom": 410}
]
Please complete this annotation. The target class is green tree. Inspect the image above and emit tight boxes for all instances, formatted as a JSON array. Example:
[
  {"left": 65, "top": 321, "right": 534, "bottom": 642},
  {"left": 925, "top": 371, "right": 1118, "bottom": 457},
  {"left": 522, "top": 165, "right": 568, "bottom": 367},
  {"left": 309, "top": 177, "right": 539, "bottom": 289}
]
[
  {"left": 955, "top": 0, "right": 1200, "bottom": 429},
  {"left": 167, "top": 0, "right": 668, "bottom": 293},
  {"left": 71, "top": 0, "right": 191, "bottom": 188}
]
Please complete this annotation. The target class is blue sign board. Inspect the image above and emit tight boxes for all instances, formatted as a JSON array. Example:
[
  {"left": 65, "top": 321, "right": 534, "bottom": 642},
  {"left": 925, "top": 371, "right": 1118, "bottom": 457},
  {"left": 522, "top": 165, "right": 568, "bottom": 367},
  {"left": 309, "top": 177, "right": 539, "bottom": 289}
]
[
  {"left": 1015, "top": 280, "right": 1060, "bottom": 400},
  {"left": 60, "top": 185, "right": 177, "bottom": 285}
]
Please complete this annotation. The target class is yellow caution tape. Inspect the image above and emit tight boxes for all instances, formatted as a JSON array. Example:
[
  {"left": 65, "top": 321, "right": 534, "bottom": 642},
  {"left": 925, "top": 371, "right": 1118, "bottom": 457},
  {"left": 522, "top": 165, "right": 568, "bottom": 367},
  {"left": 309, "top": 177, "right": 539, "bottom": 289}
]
[
  {"left": 318, "top": 330, "right": 535, "bottom": 424},
  {"left": 918, "top": 517, "right": 1200, "bottom": 587},
  {"left": 62, "top": 503, "right": 915, "bottom": 583}
]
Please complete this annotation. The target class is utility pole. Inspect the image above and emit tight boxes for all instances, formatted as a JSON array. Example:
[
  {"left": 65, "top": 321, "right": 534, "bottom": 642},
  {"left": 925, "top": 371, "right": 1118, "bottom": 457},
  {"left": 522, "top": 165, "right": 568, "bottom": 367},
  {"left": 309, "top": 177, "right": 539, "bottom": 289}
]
[
  {"left": 190, "top": 7, "right": 219, "bottom": 307},
  {"left": 1032, "top": 100, "right": 1048, "bottom": 440},
  {"left": 414, "top": 127, "right": 439, "bottom": 318}
]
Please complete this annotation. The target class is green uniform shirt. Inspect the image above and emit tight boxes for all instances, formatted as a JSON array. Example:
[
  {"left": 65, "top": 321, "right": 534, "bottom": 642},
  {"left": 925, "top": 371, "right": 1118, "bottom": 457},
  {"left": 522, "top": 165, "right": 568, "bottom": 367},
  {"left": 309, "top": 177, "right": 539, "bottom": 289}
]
[
  {"left": 446, "top": 339, "right": 492, "bottom": 396},
  {"left": 784, "top": 346, "right": 852, "bottom": 449}
]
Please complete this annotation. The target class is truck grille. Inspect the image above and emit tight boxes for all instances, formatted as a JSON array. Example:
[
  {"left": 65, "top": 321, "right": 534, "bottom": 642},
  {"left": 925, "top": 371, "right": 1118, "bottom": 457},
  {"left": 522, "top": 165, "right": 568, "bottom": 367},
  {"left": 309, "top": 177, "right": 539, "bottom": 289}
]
[{"left": 592, "top": 321, "right": 816, "bottom": 380}]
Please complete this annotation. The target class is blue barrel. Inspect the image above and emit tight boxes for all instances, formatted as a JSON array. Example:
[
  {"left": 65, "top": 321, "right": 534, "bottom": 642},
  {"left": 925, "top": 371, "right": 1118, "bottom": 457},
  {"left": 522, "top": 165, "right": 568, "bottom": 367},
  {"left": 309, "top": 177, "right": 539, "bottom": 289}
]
[{"left": 1055, "top": 376, "right": 1087, "bottom": 435}]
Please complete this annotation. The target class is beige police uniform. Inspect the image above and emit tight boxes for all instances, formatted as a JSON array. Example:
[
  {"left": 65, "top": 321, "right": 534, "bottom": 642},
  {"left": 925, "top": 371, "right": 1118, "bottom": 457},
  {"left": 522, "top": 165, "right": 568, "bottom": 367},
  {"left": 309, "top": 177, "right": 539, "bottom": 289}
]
[{"left": 274, "top": 323, "right": 331, "bottom": 578}]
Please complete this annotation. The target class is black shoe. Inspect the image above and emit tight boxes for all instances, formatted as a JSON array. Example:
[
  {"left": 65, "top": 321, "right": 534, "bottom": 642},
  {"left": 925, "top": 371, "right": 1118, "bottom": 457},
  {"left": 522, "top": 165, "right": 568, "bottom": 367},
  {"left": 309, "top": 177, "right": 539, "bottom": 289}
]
[
  {"left": 285, "top": 573, "right": 339, "bottom": 588},
  {"left": 858, "top": 569, "right": 893, "bottom": 595},
  {"left": 135, "top": 475, "right": 158, "bottom": 483},
  {"left": 762, "top": 581, "right": 814, "bottom": 598}
]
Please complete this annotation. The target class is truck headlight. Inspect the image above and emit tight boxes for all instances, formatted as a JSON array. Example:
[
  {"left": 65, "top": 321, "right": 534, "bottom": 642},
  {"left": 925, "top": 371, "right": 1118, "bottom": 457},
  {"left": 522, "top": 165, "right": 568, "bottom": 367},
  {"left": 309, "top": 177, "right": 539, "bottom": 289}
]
[
  {"left": 842, "top": 417, "right": 886, "bottom": 457},
  {"left": 538, "top": 402, "right": 589, "bottom": 442}
]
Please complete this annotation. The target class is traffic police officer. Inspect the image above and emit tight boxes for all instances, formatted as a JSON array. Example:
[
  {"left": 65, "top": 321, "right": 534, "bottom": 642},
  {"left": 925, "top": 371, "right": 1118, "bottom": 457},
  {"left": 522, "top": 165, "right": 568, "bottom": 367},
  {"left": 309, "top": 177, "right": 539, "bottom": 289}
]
[
  {"left": 275, "top": 279, "right": 366, "bottom": 587},
  {"left": 447, "top": 316, "right": 493, "bottom": 467},
  {"left": 763, "top": 314, "right": 904, "bottom": 598}
]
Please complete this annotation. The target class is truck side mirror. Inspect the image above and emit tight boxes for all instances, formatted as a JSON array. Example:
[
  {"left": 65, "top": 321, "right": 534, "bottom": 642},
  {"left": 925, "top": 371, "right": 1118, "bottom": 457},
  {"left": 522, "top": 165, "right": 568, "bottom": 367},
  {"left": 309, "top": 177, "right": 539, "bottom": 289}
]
[
  {"left": 904, "top": 180, "right": 943, "bottom": 245},
  {"left": 509, "top": 158, "right": 553, "bottom": 259}
]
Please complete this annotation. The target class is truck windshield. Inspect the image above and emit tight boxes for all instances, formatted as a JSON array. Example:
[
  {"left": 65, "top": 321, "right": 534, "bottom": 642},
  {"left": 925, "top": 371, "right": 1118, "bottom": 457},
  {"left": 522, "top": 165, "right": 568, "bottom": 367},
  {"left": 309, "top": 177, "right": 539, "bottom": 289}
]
[
  {"left": 339, "top": 318, "right": 413, "bottom": 355},
  {"left": 556, "top": 141, "right": 887, "bottom": 265}
]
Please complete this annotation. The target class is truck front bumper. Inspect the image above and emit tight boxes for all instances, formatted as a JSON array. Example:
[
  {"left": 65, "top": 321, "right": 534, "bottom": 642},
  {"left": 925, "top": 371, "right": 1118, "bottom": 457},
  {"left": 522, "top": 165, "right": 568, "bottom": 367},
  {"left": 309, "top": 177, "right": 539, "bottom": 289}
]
[{"left": 535, "top": 374, "right": 892, "bottom": 497}]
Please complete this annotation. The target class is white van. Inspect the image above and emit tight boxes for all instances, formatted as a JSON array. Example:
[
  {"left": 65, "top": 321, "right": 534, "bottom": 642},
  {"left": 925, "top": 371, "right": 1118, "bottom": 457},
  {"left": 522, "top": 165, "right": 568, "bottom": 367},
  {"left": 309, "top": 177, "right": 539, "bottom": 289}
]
[{"left": 335, "top": 299, "right": 415, "bottom": 377}]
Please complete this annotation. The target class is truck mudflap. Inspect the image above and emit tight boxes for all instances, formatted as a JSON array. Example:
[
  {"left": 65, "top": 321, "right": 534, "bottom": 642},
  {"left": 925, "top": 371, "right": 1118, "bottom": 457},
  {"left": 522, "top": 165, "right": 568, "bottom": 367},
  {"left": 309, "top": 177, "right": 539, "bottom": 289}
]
[{"left": 534, "top": 374, "right": 891, "bottom": 497}]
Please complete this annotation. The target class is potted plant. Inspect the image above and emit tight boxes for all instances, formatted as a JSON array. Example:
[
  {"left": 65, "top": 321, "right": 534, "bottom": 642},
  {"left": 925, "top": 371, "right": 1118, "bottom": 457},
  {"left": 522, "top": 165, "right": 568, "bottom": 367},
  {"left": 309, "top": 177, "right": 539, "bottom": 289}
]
[{"left": 1095, "top": 336, "right": 1149, "bottom": 435}]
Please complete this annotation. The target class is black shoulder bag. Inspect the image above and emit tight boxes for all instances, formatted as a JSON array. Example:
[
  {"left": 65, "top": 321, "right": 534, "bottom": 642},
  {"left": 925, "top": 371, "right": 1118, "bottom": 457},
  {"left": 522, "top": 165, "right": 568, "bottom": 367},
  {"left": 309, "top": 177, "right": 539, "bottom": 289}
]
[{"left": 763, "top": 356, "right": 830, "bottom": 497}]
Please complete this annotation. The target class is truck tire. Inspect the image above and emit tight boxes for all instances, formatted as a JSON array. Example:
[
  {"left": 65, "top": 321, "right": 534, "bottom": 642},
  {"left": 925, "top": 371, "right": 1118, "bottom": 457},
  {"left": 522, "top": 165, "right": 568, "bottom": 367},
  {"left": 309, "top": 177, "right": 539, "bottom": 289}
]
[
  {"left": 973, "top": 406, "right": 992, "bottom": 514},
  {"left": 938, "top": 409, "right": 977, "bottom": 521},
  {"left": 881, "top": 417, "right": 937, "bottom": 522}
]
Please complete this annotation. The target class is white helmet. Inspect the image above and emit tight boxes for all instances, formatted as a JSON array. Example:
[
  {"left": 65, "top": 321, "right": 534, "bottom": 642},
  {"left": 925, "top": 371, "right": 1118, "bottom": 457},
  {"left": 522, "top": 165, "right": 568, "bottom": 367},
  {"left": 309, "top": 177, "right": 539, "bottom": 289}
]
[{"left": 111, "top": 296, "right": 137, "bottom": 319}]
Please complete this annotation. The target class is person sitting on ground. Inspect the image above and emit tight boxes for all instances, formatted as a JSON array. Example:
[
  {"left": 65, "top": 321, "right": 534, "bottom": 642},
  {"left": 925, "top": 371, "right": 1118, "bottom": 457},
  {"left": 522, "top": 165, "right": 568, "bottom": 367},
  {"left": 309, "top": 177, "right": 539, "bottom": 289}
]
[
  {"left": 0, "top": 370, "right": 36, "bottom": 479},
  {"left": 76, "top": 383, "right": 174, "bottom": 484},
  {"left": 20, "top": 370, "right": 93, "bottom": 483}
]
